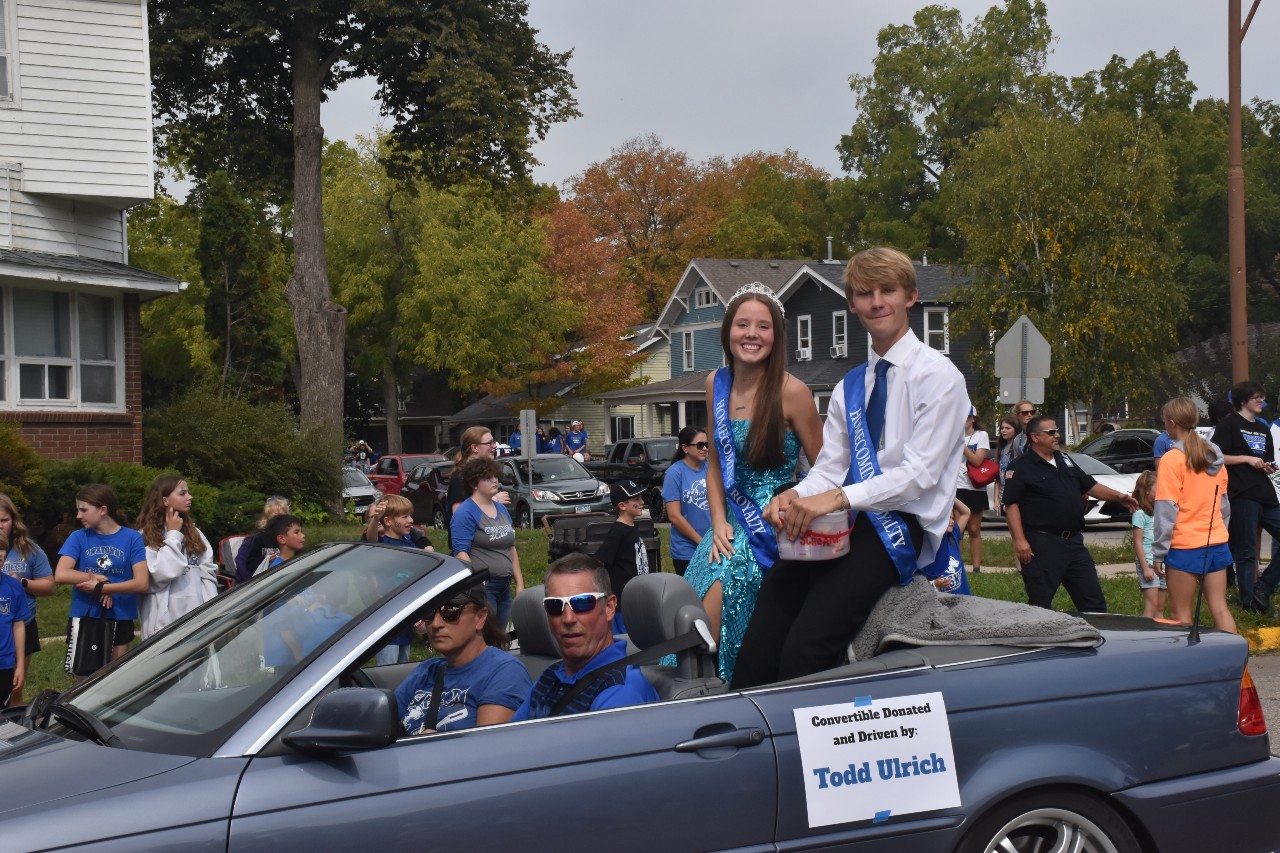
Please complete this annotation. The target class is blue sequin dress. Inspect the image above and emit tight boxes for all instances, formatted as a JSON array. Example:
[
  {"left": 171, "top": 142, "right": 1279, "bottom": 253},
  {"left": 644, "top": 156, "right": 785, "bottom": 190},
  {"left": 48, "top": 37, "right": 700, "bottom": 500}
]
[{"left": 683, "top": 420, "right": 800, "bottom": 682}]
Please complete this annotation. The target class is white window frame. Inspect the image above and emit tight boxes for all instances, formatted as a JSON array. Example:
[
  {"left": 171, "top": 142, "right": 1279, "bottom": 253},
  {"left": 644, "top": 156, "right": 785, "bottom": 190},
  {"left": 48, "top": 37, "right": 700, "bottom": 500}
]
[
  {"left": 611, "top": 415, "right": 636, "bottom": 442},
  {"left": 924, "top": 307, "right": 950, "bottom": 353},
  {"left": 694, "top": 288, "right": 717, "bottom": 309},
  {"left": 0, "top": 0, "right": 18, "bottom": 106},
  {"left": 1, "top": 285, "right": 125, "bottom": 411},
  {"left": 814, "top": 392, "right": 831, "bottom": 417},
  {"left": 682, "top": 331, "right": 694, "bottom": 372},
  {"left": 831, "top": 311, "right": 847, "bottom": 349},
  {"left": 796, "top": 314, "right": 811, "bottom": 360}
]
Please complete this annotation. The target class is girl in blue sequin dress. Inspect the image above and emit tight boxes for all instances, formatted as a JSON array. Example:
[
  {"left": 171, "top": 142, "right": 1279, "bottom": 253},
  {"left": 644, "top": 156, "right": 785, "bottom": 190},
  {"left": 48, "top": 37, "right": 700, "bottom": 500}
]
[{"left": 683, "top": 285, "right": 823, "bottom": 682}]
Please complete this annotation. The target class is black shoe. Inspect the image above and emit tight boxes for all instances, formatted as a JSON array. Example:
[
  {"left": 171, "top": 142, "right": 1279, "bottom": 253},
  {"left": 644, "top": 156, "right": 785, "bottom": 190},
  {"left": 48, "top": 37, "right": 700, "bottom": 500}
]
[
  {"left": 971, "top": 565, "right": 982, "bottom": 574},
  {"left": 1244, "top": 594, "right": 1271, "bottom": 615}
]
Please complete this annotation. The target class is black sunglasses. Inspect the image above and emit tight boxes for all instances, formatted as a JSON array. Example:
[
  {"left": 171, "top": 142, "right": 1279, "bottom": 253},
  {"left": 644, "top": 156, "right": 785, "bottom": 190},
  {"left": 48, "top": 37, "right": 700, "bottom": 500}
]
[
  {"left": 427, "top": 601, "right": 475, "bottom": 623},
  {"left": 687, "top": 441, "right": 710, "bottom": 451}
]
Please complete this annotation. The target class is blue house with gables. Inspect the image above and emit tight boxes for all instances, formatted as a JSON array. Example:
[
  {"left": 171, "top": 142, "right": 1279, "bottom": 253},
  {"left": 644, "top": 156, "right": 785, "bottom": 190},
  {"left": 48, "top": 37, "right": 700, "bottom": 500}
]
[{"left": 593, "top": 256, "right": 979, "bottom": 440}]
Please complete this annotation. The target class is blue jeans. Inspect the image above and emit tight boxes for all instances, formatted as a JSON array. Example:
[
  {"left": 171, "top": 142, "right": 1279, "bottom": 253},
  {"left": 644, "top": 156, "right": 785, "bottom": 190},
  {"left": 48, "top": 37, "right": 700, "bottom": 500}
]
[
  {"left": 375, "top": 642, "right": 411, "bottom": 666},
  {"left": 486, "top": 575, "right": 514, "bottom": 629},
  {"left": 1227, "top": 496, "right": 1280, "bottom": 605}
]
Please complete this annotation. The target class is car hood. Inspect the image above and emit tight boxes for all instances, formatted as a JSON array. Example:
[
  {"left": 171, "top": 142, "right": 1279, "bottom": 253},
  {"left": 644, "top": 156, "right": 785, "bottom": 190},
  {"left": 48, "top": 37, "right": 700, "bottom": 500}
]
[
  {"left": 0, "top": 720, "right": 196, "bottom": 814},
  {"left": 531, "top": 477, "right": 600, "bottom": 491}
]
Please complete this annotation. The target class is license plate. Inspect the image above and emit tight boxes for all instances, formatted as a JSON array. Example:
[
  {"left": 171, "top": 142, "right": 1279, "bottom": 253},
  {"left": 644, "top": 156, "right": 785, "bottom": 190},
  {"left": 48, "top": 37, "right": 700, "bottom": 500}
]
[{"left": 575, "top": 505, "right": 592, "bottom": 513}]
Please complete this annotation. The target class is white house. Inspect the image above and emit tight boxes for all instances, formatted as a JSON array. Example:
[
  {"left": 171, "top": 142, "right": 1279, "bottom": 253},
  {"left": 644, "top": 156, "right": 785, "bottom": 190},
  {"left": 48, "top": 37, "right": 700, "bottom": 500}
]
[{"left": 0, "top": 0, "right": 179, "bottom": 460}]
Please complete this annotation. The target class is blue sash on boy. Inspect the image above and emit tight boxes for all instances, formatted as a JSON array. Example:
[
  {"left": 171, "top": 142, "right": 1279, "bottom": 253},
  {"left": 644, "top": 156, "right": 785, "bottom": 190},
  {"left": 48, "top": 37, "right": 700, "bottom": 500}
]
[
  {"left": 712, "top": 367, "right": 777, "bottom": 571},
  {"left": 843, "top": 361, "right": 918, "bottom": 584}
]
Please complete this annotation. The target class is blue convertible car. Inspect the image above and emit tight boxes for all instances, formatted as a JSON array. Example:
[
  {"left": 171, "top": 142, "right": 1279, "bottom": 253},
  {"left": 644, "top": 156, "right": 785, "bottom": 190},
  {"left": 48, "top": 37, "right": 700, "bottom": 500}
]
[{"left": 1, "top": 542, "right": 1276, "bottom": 852}]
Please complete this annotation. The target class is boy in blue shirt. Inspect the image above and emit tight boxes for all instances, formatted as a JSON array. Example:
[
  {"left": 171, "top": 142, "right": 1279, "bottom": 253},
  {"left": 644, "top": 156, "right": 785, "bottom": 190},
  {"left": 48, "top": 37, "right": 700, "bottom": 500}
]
[{"left": 0, "top": 531, "right": 33, "bottom": 704}]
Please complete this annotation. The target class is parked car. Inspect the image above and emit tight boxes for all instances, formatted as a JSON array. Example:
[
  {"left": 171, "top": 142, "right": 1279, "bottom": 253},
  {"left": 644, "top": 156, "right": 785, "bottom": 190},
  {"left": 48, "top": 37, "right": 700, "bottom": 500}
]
[
  {"left": 3, "top": 542, "right": 1274, "bottom": 852},
  {"left": 367, "top": 453, "right": 445, "bottom": 496},
  {"left": 399, "top": 462, "right": 447, "bottom": 529},
  {"left": 1074, "top": 428, "right": 1160, "bottom": 475},
  {"left": 341, "top": 466, "right": 380, "bottom": 519},
  {"left": 984, "top": 452, "right": 1138, "bottom": 524},
  {"left": 582, "top": 437, "right": 679, "bottom": 520},
  {"left": 499, "top": 453, "right": 611, "bottom": 528}
]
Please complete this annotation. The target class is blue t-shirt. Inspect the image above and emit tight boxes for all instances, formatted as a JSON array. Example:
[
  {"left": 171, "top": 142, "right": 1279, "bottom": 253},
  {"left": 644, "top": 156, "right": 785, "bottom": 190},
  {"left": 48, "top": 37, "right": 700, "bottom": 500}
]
[
  {"left": 0, "top": 574, "right": 34, "bottom": 669},
  {"left": 59, "top": 526, "right": 147, "bottom": 620},
  {"left": 921, "top": 526, "right": 971, "bottom": 595},
  {"left": 396, "top": 645, "right": 532, "bottom": 734},
  {"left": 661, "top": 460, "right": 710, "bottom": 560},
  {"left": 1153, "top": 432, "right": 1174, "bottom": 459},
  {"left": 511, "top": 639, "right": 658, "bottom": 720},
  {"left": 262, "top": 596, "right": 353, "bottom": 668},
  {"left": 510, "top": 431, "right": 522, "bottom": 451},
  {"left": 565, "top": 431, "right": 587, "bottom": 453},
  {"left": 2, "top": 543, "right": 52, "bottom": 620}
]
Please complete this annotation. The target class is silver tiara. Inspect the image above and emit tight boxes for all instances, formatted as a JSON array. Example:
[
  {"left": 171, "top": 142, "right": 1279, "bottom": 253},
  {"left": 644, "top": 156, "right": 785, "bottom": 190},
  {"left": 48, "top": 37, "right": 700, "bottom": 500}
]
[{"left": 727, "top": 282, "right": 784, "bottom": 317}]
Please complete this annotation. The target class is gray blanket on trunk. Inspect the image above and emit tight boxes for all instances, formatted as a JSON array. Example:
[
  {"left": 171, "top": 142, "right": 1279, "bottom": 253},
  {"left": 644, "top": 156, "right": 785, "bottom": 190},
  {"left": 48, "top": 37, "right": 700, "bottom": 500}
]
[{"left": 850, "top": 575, "right": 1103, "bottom": 661}]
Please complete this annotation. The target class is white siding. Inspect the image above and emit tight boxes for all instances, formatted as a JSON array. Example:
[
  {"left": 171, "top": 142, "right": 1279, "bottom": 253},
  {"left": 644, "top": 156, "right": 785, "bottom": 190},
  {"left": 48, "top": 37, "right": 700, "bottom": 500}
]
[
  {"left": 0, "top": 0, "right": 152, "bottom": 204},
  {"left": 3, "top": 187, "right": 122, "bottom": 260}
]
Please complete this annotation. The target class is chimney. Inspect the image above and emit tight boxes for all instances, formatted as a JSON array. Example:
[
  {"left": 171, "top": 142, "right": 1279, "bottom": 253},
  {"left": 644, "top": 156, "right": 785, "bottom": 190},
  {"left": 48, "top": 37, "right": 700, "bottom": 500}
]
[
  {"left": 826, "top": 236, "right": 833, "bottom": 262},
  {"left": 922, "top": 250, "right": 928, "bottom": 267}
]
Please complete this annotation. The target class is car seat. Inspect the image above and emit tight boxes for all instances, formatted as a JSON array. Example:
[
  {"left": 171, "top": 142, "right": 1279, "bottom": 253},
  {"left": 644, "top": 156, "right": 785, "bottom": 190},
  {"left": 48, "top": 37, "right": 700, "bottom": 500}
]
[
  {"left": 509, "top": 584, "right": 561, "bottom": 680},
  {"left": 621, "top": 573, "right": 725, "bottom": 701}
]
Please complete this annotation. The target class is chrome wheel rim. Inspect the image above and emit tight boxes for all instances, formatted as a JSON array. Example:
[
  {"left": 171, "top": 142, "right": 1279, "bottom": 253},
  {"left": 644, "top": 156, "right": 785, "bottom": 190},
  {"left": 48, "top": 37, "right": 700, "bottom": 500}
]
[{"left": 984, "top": 807, "right": 1120, "bottom": 853}]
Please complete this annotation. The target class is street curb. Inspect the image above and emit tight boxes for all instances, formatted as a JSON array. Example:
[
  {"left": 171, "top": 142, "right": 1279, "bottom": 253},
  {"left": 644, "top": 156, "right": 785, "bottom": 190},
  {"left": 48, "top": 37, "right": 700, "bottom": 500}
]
[{"left": 1244, "top": 627, "right": 1280, "bottom": 653}]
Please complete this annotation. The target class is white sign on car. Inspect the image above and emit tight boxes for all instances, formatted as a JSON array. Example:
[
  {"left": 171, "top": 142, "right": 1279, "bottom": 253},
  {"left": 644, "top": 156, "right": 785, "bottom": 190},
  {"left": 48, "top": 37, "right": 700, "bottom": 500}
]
[{"left": 793, "top": 691, "right": 961, "bottom": 828}]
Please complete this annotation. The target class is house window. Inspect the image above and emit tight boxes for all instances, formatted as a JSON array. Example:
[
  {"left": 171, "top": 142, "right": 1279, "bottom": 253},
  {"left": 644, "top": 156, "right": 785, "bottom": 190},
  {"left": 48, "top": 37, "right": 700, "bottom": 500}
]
[
  {"left": 682, "top": 331, "right": 694, "bottom": 371},
  {"left": 4, "top": 287, "right": 122, "bottom": 408},
  {"left": 814, "top": 392, "right": 831, "bottom": 416},
  {"left": 831, "top": 311, "right": 847, "bottom": 357},
  {"left": 924, "top": 307, "right": 949, "bottom": 353},
  {"left": 796, "top": 315, "right": 811, "bottom": 360},
  {"left": 694, "top": 288, "right": 717, "bottom": 309},
  {"left": 611, "top": 415, "right": 636, "bottom": 442},
  {"left": 0, "top": 0, "right": 14, "bottom": 102}
]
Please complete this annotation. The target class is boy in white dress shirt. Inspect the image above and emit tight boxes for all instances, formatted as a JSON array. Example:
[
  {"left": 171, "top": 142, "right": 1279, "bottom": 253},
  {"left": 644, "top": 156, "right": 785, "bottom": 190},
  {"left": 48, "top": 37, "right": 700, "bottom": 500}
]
[{"left": 732, "top": 247, "right": 970, "bottom": 687}]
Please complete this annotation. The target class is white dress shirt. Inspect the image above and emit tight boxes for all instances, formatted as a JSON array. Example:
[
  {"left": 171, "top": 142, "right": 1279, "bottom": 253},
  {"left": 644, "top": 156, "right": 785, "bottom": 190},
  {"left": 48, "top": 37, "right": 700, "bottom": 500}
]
[{"left": 795, "top": 329, "right": 970, "bottom": 567}]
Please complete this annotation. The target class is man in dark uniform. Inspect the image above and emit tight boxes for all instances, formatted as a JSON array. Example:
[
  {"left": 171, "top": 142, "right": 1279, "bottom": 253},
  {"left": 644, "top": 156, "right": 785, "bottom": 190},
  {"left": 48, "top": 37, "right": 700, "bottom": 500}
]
[{"left": 1003, "top": 415, "right": 1139, "bottom": 611}]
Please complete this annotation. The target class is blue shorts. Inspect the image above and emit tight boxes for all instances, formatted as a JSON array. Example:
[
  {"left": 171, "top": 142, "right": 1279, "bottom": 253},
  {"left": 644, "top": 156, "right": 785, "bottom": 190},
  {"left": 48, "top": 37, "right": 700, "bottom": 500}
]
[
  {"left": 1164, "top": 543, "right": 1233, "bottom": 576},
  {"left": 1136, "top": 561, "right": 1167, "bottom": 590}
]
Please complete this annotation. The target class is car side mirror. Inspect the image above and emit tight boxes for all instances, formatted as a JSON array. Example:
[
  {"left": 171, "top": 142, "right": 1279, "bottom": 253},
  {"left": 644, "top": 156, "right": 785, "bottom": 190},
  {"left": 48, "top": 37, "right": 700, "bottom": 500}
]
[{"left": 283, "top": 687, "right": 400, "bottom": 753}]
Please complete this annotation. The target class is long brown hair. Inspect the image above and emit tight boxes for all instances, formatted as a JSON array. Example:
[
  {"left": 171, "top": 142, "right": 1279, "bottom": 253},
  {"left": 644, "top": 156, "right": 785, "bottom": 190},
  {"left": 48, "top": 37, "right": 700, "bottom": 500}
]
[
  {"left": 136, "top": 475, "right": 204, "bottom": 553},
  {"left": 456, "top": 426, "right": 491, "bottom": 464},
  {"left": 995, "top": 414, "right": 1020, "bottom": 457},
  {"left": 0, "top": 493, "right": 36, "bottom": 560},
  {"left": 1163, "top": 397, "right": 1213, "bottom": 474},
  {"left": 720, "top": 292, "right": 788, "bottom": 469},
  {"left": 77, "top": 484, "right": 128, "bottom": 525},
  {"left": 1132, "top": 470, "right": 1157, "bottom": 515}
]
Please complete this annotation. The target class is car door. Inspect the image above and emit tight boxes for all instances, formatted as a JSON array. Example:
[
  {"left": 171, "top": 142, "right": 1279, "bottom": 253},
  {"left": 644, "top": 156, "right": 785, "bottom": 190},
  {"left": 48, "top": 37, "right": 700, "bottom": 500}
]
[
  {"left": 1110, "top": 436, "right": 1154, "bottom": 473},
  {"left": 228, "top": 694, "right": 779, "bottom": 852}
]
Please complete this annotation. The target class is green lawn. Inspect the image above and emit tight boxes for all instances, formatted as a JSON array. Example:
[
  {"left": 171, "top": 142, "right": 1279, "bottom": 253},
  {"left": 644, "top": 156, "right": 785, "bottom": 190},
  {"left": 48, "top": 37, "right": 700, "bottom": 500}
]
[{"left": 19, "top": 521, "right": 1272, "bottom": 699}]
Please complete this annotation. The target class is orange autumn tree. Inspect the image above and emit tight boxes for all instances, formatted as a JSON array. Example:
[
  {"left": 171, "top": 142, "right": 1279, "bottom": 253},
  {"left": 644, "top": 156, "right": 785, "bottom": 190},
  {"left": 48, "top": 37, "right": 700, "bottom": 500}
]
[{"left": 481, "top": 200, "right": 645, "bottom": 416}]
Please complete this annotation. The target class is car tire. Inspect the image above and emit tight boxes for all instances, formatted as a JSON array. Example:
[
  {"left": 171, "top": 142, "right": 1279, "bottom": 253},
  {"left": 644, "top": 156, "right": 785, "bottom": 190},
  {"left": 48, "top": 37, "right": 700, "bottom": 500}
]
[
  {"left": 517, "top": 505, "right": 532, "bottom": 530},
  {"left": 432, "top": 506, "right": 445, "bottom": 529},
  {"left": 958, "top": 788, "right": 1141, "bottom": 853},
  {"left": 647, "top": 489, "right": 667, "bottom": 523}
]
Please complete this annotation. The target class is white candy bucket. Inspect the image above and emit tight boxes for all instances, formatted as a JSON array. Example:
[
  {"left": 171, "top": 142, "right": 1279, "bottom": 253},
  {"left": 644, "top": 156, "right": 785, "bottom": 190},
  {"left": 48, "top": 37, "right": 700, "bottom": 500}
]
[{"left": 777, "top": 511, "right": 853, "bottom": 561}]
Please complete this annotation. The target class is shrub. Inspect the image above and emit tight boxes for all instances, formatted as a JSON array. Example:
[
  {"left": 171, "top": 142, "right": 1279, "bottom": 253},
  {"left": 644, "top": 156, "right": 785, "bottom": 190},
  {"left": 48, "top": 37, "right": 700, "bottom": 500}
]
[
  {"left": 143, "top": 387, "right": 341, "bottom": 511},
  {"left": 23, "top": 457, "right": 166, "bottom": 552},
  {"left": 0, "top": 422, "right": 46, "bottom": 511}
]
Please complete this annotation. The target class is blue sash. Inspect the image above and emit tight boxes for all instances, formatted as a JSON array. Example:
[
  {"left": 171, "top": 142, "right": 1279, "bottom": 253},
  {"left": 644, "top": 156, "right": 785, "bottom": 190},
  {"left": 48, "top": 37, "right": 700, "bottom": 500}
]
[
  {"left": 712, "top": 367, "right": 777, "bottom": 571},
  {"left": 843, "top": 362, "right": 919, "bottom": 585}
]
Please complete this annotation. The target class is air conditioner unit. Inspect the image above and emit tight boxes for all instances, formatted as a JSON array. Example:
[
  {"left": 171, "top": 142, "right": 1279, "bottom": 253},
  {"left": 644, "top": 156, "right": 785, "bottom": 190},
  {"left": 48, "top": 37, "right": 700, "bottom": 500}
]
[
  {"left": 797, "top": 347, "right": 812, "bottom": 361},
  {"left": 830, "top": 344, "right": 847, "bottom": 359}
]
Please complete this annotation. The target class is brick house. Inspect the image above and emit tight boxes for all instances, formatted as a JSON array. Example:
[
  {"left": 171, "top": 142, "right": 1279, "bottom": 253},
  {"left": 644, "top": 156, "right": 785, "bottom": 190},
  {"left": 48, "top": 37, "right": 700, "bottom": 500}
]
[{"left": 0, "top": 0, "right": 181, "bottom": 461}]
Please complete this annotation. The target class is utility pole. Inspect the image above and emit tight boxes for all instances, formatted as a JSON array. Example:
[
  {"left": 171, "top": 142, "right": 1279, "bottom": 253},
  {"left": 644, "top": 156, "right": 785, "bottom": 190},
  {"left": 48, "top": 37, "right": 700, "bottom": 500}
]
[{"left": 1228, "top": 0, "right": 1263, "bottom": 382}]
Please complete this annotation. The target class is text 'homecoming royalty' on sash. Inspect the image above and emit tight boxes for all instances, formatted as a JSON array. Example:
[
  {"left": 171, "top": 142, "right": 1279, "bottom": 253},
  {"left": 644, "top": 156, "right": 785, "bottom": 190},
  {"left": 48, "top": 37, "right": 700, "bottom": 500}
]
[
  {"left": 843, "top": 362, "right": 918, "bottom": 584},
  {"left": 713, "top": 367, "right": 778, "bottom": 571}
]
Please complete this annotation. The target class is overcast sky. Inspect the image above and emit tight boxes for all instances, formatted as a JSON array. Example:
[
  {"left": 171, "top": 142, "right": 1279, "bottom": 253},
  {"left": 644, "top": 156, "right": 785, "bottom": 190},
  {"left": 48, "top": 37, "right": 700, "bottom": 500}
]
[{"left": 322, "top": 1, "right": 1278, "bottom": 190}]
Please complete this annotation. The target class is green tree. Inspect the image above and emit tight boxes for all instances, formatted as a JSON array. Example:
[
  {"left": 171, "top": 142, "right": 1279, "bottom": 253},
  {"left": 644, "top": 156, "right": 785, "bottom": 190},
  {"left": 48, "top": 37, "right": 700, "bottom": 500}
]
[
  {"left": 705, "top": 151, "right": 840, "bottom": 259},
  {"left": 837, "top": 0, "right": 1053, "bottom": 257},
  {"left": 148, "top": 1, "right": 578, "bottom": 474},
  {"left": 948, "top": 109, "right": 1182, "bottom": 423}
]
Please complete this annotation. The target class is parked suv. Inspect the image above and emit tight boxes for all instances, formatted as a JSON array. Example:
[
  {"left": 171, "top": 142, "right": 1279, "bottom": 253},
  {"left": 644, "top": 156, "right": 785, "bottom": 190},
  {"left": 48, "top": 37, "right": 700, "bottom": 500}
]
[
  {"left": 582, "top": 437, "right": 678, "bottom": 521},
  {"left": 1074, "top": 428, "right": 1159, "bottom": 475},
  {"left": 498, "top": 453, "right": 611, "bottom": 528}
]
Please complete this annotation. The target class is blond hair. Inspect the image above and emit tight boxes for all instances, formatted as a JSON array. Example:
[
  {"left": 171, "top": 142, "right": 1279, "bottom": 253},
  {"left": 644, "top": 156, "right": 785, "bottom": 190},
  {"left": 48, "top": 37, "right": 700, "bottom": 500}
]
[
  {"left": 378, "top": 494, "right": 413, "bottom": 519},
  {"left": 255, "top": 496, "right": 292, "bottom": 530},
  {"left": 1132, "top": 470, "right": 1156, "bottom": 515},
  {"left": 1162, "top": 397, "right": 1213, "bottom": 474},
  {"left": 843, "top": 247, "right": 917, "bottom": 301}
]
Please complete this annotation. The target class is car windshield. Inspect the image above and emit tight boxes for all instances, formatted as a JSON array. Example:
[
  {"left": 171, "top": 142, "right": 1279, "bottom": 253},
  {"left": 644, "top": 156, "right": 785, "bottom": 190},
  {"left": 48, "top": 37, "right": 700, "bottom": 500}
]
[
  {"left": 342, "top": 468, "right": 372, "bottom": 488},
  {"left": 647, "top": 439, "right": 678, "bottom": 460},
  {"left": 530, "top": 456, "right": 591, "bottom": 484},
  {"left": 61, "top": 544, "right": 431, "bottom": 757},
  {"left": 1068, "top": 452, "right": 1118, "bottom": 476}
]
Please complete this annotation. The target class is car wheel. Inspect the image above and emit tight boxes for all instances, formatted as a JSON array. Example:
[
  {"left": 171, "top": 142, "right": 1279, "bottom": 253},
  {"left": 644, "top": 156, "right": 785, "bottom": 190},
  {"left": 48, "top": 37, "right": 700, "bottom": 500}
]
[
  {"left": 517, "top": 505, "right": 532, "bottom": 530},
  {"left": 432, "top": 506, "right": 446, "bottom": 529},
  {"left": 958, "top": 789, "right": 1141, "bottom": 853},
  {"left": 647, "top": 489, "right": 667, "bottom": 522}
]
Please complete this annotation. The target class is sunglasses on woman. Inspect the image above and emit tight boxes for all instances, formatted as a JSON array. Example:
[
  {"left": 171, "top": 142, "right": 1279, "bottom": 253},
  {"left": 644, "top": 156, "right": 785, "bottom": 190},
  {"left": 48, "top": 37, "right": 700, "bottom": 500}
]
[
  {"left": 687, "top": 441, "right": 709, "bottom": 451},
  {"left": 427, "top": 601, "right": 475, "bottom": 623},
  {"left": 543, "top": 592, "right": 608, "bottom": 616}
]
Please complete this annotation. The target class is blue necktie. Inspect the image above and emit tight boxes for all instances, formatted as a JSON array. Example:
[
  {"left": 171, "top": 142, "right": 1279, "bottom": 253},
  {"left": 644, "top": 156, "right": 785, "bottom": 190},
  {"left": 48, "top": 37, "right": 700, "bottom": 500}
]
[{"left": 867, "top": 358, "right": 890, "bottom": 450}]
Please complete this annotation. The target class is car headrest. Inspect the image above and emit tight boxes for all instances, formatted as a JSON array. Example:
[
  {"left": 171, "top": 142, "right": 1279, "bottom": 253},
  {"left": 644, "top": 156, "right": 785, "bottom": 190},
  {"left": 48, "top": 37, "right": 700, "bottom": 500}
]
[
  {"left": 510, "top": 584, "right": 560, "bottom": 659},
  {"left": 621, "top": 573, "right": 716, "bottom": 654}
]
